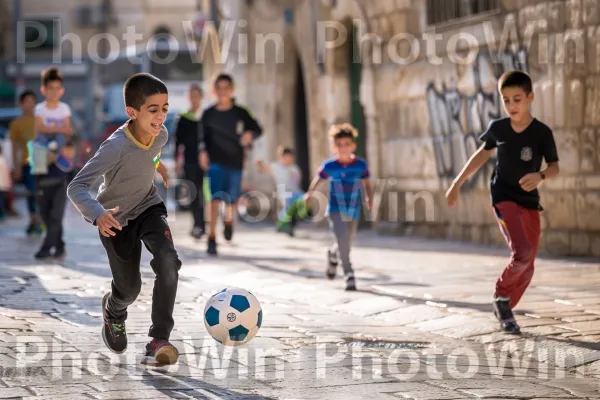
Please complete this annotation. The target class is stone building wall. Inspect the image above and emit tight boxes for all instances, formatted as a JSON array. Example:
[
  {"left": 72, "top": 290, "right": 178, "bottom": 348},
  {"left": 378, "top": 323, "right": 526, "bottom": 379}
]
[
  {"left": 224, "top": 0, "right": 600, "bottom": 256},
  {"left": 368, "top": 0, "right": 600, "bottom": 257}
]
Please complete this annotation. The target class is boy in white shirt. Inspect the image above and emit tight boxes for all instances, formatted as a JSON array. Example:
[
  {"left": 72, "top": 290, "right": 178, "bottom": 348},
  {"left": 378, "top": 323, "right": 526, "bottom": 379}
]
[
  {"left": 257, "top": 146, "right": 309, "bottom": 236},
  {"left": 32, "top": 66, "right": 73, "bottom": 259}
]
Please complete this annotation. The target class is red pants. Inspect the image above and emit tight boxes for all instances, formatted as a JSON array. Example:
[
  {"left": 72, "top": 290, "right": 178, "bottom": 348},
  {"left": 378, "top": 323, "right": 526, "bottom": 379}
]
[{"left": 493, "top": 201, "right": 540, "bottom": 309}]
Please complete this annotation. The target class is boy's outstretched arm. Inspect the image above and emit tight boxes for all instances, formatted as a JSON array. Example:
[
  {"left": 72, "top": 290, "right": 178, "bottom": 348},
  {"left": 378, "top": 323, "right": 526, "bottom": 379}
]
[
  {"left": 446, "top": 143, "right": 494, "bottom": 207},
  {"left": 67, "top": 140, "right": 121, "bottom": 226},
  {"left": 362, "top": 178, "right": 373, "bottom": 211},
  {"left": 304, "top": 176, "right": 323, "bottom": 204}
]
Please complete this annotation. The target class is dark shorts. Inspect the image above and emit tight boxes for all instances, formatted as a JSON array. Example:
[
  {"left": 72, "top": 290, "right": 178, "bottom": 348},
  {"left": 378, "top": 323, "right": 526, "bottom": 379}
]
[{"left": 208, "top": 163, "right": 242, "bottom": 204}]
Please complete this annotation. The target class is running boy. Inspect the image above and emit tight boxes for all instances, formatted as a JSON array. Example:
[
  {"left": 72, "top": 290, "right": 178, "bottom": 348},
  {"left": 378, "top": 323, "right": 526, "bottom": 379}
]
[
  {"left": 304, "top": 123, "right": 372, "bottom": 291},
  {"left": 257, "top": 146, "right": 307, "bottom": 236},
  {"left": 33, "top": 66, "right": 73, "bottom": 259},
  {"left": 9, "top": 90, "right": 41, "bottom": 234},
  {"left": 67, "top": 73, "right": 179, "bottom": 365},
  {"left": 199, "top": 73, "right": 262, "bottom": 255},
  {"left": 446, "top": 70, "right": 559, "bottom": 334},
  {"left": 174, "top": 83, "right": 205, "bottom": 239}
]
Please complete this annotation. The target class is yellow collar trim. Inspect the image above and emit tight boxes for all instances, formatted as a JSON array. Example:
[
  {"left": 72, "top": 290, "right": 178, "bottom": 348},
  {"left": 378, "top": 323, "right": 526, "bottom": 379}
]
[{"left": 124, "top": 121, "right": 155, "bottom": 150}]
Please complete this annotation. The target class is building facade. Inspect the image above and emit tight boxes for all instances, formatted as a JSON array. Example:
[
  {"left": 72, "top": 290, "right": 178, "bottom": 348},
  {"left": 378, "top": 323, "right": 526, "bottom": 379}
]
[{"left": 202, "top": 0, "right": 600, "bottom": 257}]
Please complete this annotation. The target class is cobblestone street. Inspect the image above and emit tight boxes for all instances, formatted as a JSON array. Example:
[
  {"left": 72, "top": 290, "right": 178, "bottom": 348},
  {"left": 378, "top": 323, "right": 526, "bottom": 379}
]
[{"left": 0, "top": 201, "right": 599, "bottom": 399}]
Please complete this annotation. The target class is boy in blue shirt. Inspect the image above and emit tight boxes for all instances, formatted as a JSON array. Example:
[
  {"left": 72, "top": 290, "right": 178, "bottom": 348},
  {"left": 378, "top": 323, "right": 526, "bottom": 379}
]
[{"left": 304, "top": 123, "right": 372, "bottom": 291}]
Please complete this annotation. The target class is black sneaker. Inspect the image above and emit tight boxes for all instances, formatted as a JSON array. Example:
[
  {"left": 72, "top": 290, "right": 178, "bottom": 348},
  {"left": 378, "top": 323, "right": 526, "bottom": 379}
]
[
  {"left": 345, "top": 276, "right": 357, "bottom": 291},
  {"left": 145, "top": 339, "right": 179, "bottom": 365},
  {"left": 53, "top": 247, "right": 66, "bottom": 258},
  {"left": 34, "top": 248, "right": 52, "bottom": 259},
  {"left": 190, "top": 226, "right": 205, "bottom": 239},
  {"left": 493, "top": 298, "right": 521, "bottom": 334},
  {"left": 326, "top": 250, "right": 337, "bottom": 279},
  {"left": 101, "top": 293, "right": 128, "bottom": 353},
  {"left": 207, "top": 236, "right": 217, "bottom": 255},
  {"left": 224, "top": 223, "right": 233, "bottom": 241}
]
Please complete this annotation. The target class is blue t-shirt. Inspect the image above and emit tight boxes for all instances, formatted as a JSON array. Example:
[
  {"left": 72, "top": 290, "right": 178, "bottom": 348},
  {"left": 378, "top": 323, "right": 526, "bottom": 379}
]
[{"left": 318, "top": 157, "right": 370, "bottom": 220}]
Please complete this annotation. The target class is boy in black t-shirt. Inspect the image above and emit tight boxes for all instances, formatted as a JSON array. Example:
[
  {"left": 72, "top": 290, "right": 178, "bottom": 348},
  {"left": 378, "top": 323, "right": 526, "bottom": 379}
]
[
  {"left": 199, "top": 74, "right": 262, "bottom": 255},
  {"left": 174, "top": 83, "right": 205, "bottom": 239},
  {"left": 446, "top": 70, "right": 560, "bottom": 334}
]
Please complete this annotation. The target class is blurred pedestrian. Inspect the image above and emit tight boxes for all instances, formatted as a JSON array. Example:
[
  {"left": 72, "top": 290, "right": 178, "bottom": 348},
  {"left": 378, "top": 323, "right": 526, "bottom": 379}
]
[
  {"left": 174, "top": 83, "right": 205, "bottom": 239},
  {"left": 256, "top": 146, "right": 309, "bottom": 237},
  {"left": 9, "top": 90, "right": 42, "bottom": 233},
  {"left": 199, "top": 73, "right": 262, "bottom": 255},
  {"left": 0, "top": 143, "right": 11, "bottom": 221},
  {"left": 32, "top": 66, "right": 73, "bottom": 259}
]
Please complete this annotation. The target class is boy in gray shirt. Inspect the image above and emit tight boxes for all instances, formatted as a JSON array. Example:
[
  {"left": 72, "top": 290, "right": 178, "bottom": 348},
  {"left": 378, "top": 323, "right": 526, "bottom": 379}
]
[{"left": 67, "top": 73, "right": 181, "bottom": 365}]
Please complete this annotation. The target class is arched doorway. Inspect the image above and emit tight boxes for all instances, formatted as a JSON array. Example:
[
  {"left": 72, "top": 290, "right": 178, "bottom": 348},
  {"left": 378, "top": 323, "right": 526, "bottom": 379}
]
[{"left": 294, "top": 57, "right": 310, "bottom": 191}]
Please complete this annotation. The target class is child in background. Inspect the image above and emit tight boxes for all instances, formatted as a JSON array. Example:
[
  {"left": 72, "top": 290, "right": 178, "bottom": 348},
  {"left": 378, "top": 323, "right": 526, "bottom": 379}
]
[
  {"left": 257, "top": 146, "right": 308, "bottom": 236},
  {"left": 32, "top": 66, "right": 73, "bottom": 259},
  {"left": 9, "top": 90, "right": 41, "bottom": 232},
  {"left": 0, "top": 144, "right": 11, "bottom": 221},
  {"left": 304, "top": 123, "right": 372, "bottom": 291}
]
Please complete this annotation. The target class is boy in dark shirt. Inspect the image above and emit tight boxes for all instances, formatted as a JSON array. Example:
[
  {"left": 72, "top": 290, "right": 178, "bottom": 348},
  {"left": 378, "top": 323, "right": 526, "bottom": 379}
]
[
  {"left": 199, "top": 74, "right": 262, "bottom": 255},
  {"left": 174, "top": 83, "right": 205, "bottom": 239},
  {"left": 446, "top": 70, "right": 560, "bottom": 334}
]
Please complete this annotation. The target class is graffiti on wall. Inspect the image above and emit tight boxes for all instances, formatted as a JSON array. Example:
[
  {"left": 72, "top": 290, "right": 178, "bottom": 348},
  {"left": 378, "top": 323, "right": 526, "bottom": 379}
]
[{"left": 426, "top": 48, "right": 528, "bottom": 189}]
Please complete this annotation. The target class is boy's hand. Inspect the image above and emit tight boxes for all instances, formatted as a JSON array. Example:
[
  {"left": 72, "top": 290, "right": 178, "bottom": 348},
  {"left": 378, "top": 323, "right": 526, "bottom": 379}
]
[
  {"left": 365, "top": 197, "right": 372, "bottom": 211},
  {"left": 240, "top": 131, "right": 254, "bottom": 146},
  {"left": 519, "top": 172, "right": 542, "bottom": 192},
  {"left": 97, "top": 207, "right": 122, "bottom": 237},
  {"left": 445, "top": 182, "right": 461, "bottom": 207},
  {"left": 156, "top": 163, "right": 169, "bottom": 188},
  {"left": 199, "top": 152, "right": 209, "bottom": 171}
]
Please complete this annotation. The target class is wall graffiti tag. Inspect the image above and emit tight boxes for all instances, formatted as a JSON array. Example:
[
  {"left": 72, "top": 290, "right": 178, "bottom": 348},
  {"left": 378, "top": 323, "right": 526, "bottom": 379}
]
[{"left": 426, "top": 48, "right": 528, "bottom": 189}]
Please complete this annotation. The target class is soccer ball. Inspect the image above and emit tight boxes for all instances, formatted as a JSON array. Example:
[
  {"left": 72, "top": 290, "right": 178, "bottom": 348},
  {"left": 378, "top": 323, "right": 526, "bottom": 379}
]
[{"left": 204, "top": 287, "right": 262, "bottom": 346}]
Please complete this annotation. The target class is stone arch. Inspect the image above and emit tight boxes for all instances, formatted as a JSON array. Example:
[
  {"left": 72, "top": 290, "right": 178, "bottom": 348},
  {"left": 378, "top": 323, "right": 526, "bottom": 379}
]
[{"left": 272, "top": 32, "right": 316, "bottom": 190}]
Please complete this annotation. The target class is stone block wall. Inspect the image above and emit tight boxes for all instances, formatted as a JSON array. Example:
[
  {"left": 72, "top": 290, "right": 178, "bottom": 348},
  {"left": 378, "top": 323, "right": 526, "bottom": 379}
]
[
  {"left": 236, "top": 0, "right": 600, "bottom": 256},
  {"left": 370, "top": 0, "right": 600, "bottom": 256}
]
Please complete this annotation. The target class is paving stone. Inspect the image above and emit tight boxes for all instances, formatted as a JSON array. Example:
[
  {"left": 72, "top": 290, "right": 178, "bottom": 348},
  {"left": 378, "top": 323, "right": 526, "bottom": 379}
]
[
  {"left": 1, "top": 202, "right": 600, "bottom": 398},
  {"left": 0, "top": 387, "right": 35, "bottom": 398},
  {"left": 28, "top": 383, "right": 98, "bottom": 396},
  {"left": 458, "top": 385, "right": 577, "bottom": 398}
]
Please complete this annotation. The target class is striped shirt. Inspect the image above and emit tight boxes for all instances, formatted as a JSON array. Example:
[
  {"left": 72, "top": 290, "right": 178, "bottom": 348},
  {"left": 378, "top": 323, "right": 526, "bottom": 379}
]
[{"left": 318, "top": 157, "right": 370, "bottom": 220}]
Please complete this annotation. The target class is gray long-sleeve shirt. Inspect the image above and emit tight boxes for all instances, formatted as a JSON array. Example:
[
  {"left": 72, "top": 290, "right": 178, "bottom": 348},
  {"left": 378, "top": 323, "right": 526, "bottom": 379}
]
[{"left": 67, "top": 123, "right": 168, "bottom": 227}]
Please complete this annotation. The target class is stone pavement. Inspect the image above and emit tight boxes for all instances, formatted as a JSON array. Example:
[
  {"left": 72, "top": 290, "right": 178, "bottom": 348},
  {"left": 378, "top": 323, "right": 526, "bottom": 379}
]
[{"left": 0, "top": 200, "right": 599, "bottom": 399}]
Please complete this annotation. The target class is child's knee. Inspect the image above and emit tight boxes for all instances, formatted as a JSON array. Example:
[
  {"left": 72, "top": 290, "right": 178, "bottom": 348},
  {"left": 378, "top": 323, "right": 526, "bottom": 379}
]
[
  {"left": 122, "top": 279, "right": 142, "bottom": 302},
  {"left": 155, "top": 251, "right": 181, "bottom": 284},
  {"left": 513, "top": 243, "right": 535, "bottom": 267}
]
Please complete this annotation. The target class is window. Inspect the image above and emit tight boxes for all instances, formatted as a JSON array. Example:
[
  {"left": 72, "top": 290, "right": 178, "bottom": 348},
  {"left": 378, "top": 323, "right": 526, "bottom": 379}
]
[
  {"left": 426, "top": 0, "right": 500, "bottom": 26},
  {"left": 23, "top": 18, "right": 60, "bottom": 50}
]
